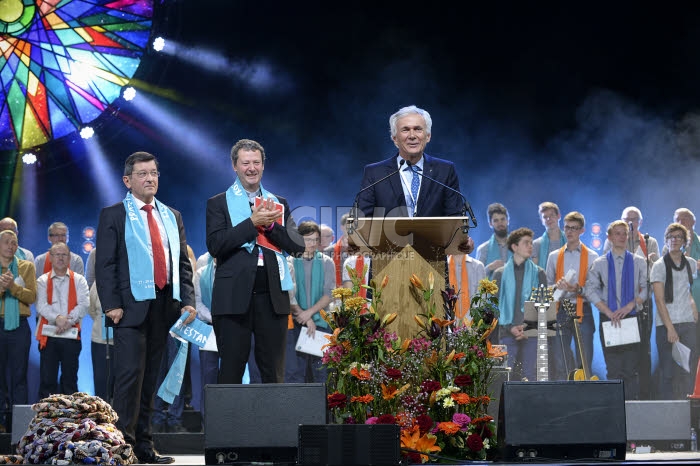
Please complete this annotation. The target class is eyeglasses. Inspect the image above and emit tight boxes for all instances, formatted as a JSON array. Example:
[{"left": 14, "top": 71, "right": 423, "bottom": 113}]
[
  {"left": 563, "top": 225, "right": 582, "bottom": 232},
  {"left": 133, "top": 170, "right": 160, "bottom": 180},
  {"left": 50, "top": 253, "right": 69, "bottom": 258},
  {"left": 667, "top": 235, "right": 685, "bottom": 241},
  {"left": 49, "top": 233, "right": 67, "bottom": 238}
]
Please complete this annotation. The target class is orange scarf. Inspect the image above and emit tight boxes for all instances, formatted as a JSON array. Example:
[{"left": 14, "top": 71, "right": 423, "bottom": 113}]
[
  {"left": 333, "top": 239, "right": 345, "bottom": 286},
  {"left": 555, "top": 244, "right": 589, "bottom": 320},
  {"left": 448, "top": 256, "right": 470, "bottom": 319},
  {"left": 355, "top": 255, "right": 367, "bottom": 298},
  {"left": 637, "top": 231, "right": 647, "bottom": 257},
  {"left": 36, "top": 269, "right": 80, "bottom": 349},
  {"left": 43, "top": 255, "right": 52, "bottom": 274}
]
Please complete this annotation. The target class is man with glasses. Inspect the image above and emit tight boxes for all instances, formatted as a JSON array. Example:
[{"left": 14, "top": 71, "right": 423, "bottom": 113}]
[
  {"left": 532, "top": 202, "right": 565, "bottom": 266},
  {"left": 96, "top": 151, "right": 196, "bottom": 464},
  {"left": 545, "top": 212, "right": 599, "bottom": 380},
  {"left": 36, "top": 242, "right": 89, "bottom": 398},
  {"left": 651, "top": 223, "right": 698, "bottom": 399},
  {"left": 603, "top": 206, "right": 660, "bottom": 263},
  {"left": 34, "top": 222, "right": 84, "bottom": 277},
  {"left": 285, "top": 221, "right": 334, "bottom": 383}
]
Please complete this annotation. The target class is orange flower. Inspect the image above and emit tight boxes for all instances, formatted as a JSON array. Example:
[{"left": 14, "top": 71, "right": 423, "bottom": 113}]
[
  {"left": 445, "top": 349, "right": 456, "bottom": 363},
  {"left": 414, "top": 315, "right": 427, "bottom": 330},
  {"left": 350, "top": 394, "right": 374, "bottom": 404},
  {"left": 410, "top": 274, "right": 424, "bottom": 290},
  {"left": 451, "top": 392, "right": 470, "bottom": 405},
  {"left": 382, "top": 312, "right": 397, "bottom": 326},
  {"left": 471, "top": 415, "right": 494, "bottom": 424},
  {"left": 480, "top": 318, "right": 499, "bottom": 341},
  {"left": 400, "top": 338, "right": 412, "bottom": 354},
  {"left": 400, "top": 426, "right": 441, "bottom": 463},
  {"left": 321, "top": 327, "right": 342, "bottom": 350},
  {"left": 350, "top": 367, "right": 371, "bottom": 380},
  {"left": 431, "top": 316, "right": 455, "bottom": 329},
  {"left": 487, "top": 340, "right": 507, "bottom": 358},
  {"left": 437, "top": 421, "right": 461, "bottom": 435},
  {"left": 381, "top": 382, "right": 410, "bottom": 400},
  {"left": 453, "top": 352, "right": 466, "bottom": 360}
]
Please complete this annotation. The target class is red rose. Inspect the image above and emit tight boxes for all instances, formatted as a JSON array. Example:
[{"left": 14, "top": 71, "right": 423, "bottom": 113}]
[
  {"left": 376, "top": 414, "right": 396, "bottom": 425},
  {"left": 420, "top": 379, "right": 442, "bottom": 394},
  {"left": 327, "top": 392, "right": 348, "bottom": 409},
  {"left": 454, "top": 374, "right": 473, "bottom": 386},
  {"left": 467, "top": 433, "right": 484, "bottom": 451},
  {"left": 416, "top": 414, "right": 434, "bottom": 434},
  {"left": 385, "top": 367, "right": 403, "bottom": 379}
]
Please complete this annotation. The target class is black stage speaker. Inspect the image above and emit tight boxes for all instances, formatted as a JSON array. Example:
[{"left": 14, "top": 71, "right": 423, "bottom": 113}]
[
  {"left": 497, "top": 380, "right": 626, "bottom": 461},
  {"left": 298, "top": 424, "right": 401, "bottom": 466},
  {"left": 204, "top": 383, "right": 326, "bottom": 465}
]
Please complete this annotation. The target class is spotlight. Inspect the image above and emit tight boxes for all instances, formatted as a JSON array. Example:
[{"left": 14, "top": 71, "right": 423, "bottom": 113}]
[
  {"left": 22, "top": 153, "right": 36, "bottom": 164},
  {"left": 153, "top": 37, "right": 165, "bottom": 52},
  {"left": 80, "top": 126, "right": 94, "bottom": 139},
  {"left": 82, "top": 226, "right": 96, "bottom": 240},
  {"left": 591, "top": 237, "right": 603, "bottom": 250},
  {"left": 82, "top": 241, "right": 95, "bottom": 254},
  {"left": 590, "top": 223, "right": 602, "bottom": 236},
  {"left": 123, "top": 86, "right": 136, "bottom": 101}
]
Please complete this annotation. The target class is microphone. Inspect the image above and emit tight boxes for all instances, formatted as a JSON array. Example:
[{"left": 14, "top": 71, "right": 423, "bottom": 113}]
[
  {"left": 348, "top": 159, "right": 405, "bottom": 233},
  {"left": 405, "top": 160, "right": 477, "bottom": 232},
  {"left": 628, "top": 221, "right": 634, "bottom": 232}
]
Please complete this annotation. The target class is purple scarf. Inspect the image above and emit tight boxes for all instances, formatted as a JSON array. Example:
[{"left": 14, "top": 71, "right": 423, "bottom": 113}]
[{"left": 606, "top": 250, "right": 635, "bottom": 315}]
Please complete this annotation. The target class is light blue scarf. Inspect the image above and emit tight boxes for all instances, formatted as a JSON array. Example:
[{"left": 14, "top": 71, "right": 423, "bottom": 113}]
[
  {"left": 123, "top": 192, "right": 181, "bottom": 301},
  {"left": 538, "top": 229, "right": 565, "bottom": 266},
  {"left": 3, "top": 256, "right": 19, "bottom": 330},
  {"left": 486, "top": 234, "right": 512, "bottom": 277},
  {"left": 293, "top": 252, "right": 328, "bottom": 329},
  {"left": 200, "top": 255, "right": 214, "bottom": 310},
  {"left": 225, "top": 178, "right": 293, "bottom": 291},
  {"left": 158, "top": 314, "right": 214, "bottom": 403},
  {"left": 498, "top": 258, "right": 539, "bottom": 325},
  {"left": 14, "top": 248, "right": 25, "bottom": 260}
]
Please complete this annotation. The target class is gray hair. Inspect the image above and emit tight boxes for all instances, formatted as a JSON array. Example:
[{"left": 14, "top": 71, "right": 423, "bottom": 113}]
[{"left": 389, "top": 105, "right": 432, "bottom": 138}]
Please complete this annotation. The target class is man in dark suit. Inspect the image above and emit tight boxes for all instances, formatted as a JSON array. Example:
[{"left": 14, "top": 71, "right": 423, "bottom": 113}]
[
  {"left": 206, "top": 139, "right": 304, "bottom": 385},
  {"left": 357, "top": 105, "right": 464, "bottom": 218},
  {"left": 96, "top": 151, "right": 195, "bottom": 465}
]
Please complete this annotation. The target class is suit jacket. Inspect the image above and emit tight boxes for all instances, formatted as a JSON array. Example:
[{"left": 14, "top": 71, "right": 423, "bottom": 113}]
[
  {"left": 205, "top": 192, "right": 305, "bottom": 316},
  {"left": 356, "top": 153, "right": 463, "bottom": 217},
  {"left": 95, "top": 202, "right": 195, "bottom": 328}
]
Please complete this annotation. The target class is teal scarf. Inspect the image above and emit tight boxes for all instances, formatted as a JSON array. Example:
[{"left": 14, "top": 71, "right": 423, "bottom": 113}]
[
  {"left": 123, "top": 192, "right": 181, "bottom": 301},
  {"left": 538, "top": 229, "right": 565, "bottom": 265},
  {"left": 200, "top": 254, "right": 214, "bottom": 310},
  {"left": 293, "top": 252, "right": 328, "bottom": 329},
  {"left": 14, "top": 248, "right": 25, "bottom": 260},
  {"left": 3, "top": 257, "right": 19, "bottom": 330},
  {"left": 486, "top": 234, "right": 512, "bottom": 277},
  {"left": 225, "top": 178, "right": 293, "bottom": 291},
  {"left": 498, "top": 258, "right": 539, "bottom": 325}
]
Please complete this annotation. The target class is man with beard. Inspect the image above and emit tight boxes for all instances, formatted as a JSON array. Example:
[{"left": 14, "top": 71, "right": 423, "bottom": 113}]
[{"left": 476, "top": 203, "right": 510, "bottom": 278}]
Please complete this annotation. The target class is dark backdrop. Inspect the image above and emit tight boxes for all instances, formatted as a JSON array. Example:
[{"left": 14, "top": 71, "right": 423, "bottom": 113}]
[{"left": 7, "top": 1, "right": 700, "bottom": 402}]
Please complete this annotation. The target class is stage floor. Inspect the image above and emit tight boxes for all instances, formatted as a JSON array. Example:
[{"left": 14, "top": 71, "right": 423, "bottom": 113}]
[{"left": 162, "top": 451, "right": 700, "bottom": 465}]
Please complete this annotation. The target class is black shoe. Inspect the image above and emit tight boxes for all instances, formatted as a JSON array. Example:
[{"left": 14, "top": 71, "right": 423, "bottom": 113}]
[{"left": 134, "top": 448, "right": 175, "bottom": 464}]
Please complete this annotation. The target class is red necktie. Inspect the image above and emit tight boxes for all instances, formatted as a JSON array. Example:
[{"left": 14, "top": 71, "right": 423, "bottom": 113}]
[{"left": 142, "top": 204, "right": 167, "bottom": 289}]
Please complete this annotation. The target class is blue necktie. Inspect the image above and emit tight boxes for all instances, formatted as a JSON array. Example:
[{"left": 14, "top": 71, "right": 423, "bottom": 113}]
[{"left": 411, "top": 165, "right": 421, "bottom": 205}]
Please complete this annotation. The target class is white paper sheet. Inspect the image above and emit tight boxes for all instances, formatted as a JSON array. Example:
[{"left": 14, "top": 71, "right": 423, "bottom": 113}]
[
  {"left": 295, "top": 327, "right": 331, "bottom": 357},
  {"left": 602, "top": 317, "right": 640, "bottom": 347},
  {"left": 673, "top": 340, "right": 691, "bottom": 373}
]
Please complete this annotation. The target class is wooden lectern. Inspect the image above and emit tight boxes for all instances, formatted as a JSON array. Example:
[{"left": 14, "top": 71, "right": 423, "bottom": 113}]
[{"left": 347, "top": 217, "right": 471, "bottom": 340}]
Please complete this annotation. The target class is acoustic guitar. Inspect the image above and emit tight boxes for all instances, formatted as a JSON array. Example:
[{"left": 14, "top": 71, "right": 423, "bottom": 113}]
[{"left": 562, "top": 299, "right": 599, "bottom": 381}]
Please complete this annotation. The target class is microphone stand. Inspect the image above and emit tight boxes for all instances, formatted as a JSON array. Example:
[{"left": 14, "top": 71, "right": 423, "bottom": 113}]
[{"left": 638, "top": 232, "right": 653, "bottom": 399}]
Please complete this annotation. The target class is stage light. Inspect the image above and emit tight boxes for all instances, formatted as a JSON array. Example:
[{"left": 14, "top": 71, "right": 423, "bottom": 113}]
[
  {"left": 80, "top": 127, "right": 94, "bottom": 139},
  {"left": 153, "top": 36, "right": 165, "bottom": 52},
  {"left": 123, "top": 87, "right": 137, "bottom": 101},
  {"left": 591, "top": 237, "right": 603, "bottom": 250},
  {"left": 22, "top": 153, "right": 36, "bottom": 164},
  {"left": 590, "top": 223, "right": 602, "bottom": 236},
  {"left": 82, "top": 241, "right": 95, "bottom": 254},
  {"left": 83, "top": 226, "right": 95, "bottom": 241}
]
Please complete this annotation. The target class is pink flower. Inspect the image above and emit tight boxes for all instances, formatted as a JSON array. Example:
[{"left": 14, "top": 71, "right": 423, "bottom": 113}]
[
  {"left": 365, "top": 417, "right": 378, "bottom": 425},
  {"left": 452, "top": 413, "right": 471, "bottom": 429}
]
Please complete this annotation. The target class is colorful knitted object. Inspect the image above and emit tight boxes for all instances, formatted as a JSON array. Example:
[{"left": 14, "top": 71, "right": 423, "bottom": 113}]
[{"left": 17, "top": 393, "right": 137, "bottom": 465}]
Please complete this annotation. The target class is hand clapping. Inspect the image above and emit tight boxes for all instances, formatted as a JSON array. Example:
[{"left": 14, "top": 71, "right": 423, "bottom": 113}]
[{"left": 251, "top": 197, "right": 282, "bottom": 228}]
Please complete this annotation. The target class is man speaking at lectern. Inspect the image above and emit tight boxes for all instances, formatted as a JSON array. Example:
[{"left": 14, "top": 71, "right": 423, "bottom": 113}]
[{"left": 356, "top": 105, "right": 464, "bottom": 219}]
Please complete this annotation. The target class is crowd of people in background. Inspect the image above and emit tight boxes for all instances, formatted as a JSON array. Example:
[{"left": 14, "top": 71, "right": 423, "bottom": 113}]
[{"left": 0, "top": 104, "right": 697, "bottom": 463}]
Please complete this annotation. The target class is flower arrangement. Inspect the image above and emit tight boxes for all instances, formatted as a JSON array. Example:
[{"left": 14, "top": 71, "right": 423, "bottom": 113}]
[{"left": 321, "top": 267, "right": 503, "bottom": 463}]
